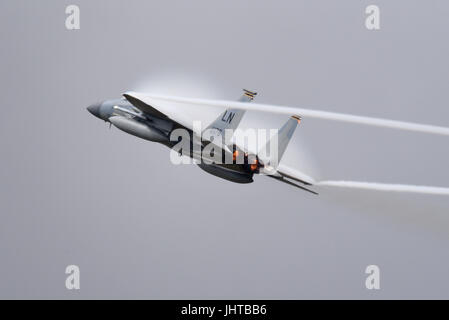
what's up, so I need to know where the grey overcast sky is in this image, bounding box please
[0,0,448,299]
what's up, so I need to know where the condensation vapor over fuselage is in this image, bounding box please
[87,97,260,184]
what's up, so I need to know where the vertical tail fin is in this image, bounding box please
[259,115,301,167]
[239,89,257,102]
[203,89,257,144]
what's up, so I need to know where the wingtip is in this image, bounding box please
[291,115,302,124]
[243,89,257,101]
[122,91,138,99]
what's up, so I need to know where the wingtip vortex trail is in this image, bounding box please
[316,180,449,196]
[139,93,449,137]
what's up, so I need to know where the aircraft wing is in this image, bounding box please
[124,92,237,162]
[122,92,197,133]
[123,93,168,119]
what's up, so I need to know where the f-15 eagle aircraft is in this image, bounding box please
[87,89,449,196]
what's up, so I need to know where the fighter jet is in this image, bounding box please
[88,89,318,194]
[88,90,449,196]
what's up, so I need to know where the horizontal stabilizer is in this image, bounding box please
[276,164,316,185]
[267,174,318,195]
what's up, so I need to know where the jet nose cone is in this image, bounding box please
[87,103,102,119]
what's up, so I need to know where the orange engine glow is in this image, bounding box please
[250,158,258,171]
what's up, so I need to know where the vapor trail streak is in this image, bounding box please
[133,93,449,137]
[316,181,449,195]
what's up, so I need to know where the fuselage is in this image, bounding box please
[87,98,255,183]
